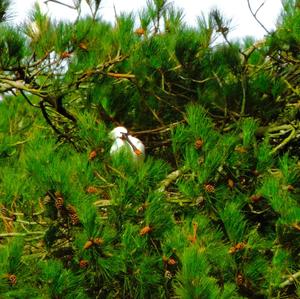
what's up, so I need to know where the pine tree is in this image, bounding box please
[0,0,299,298]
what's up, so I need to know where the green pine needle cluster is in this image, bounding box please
[0,0,300,298]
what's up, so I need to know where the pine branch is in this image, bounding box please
[106,72,135,79]
[0,78,46,97]
[39,100,64,136]
[242,39,266,63]
[157,167,187,192]
[53,95,77,122]
[279,271,300,288]
[75,54,129,84]
[0,231,44,237]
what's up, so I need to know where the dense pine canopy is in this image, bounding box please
[0,0,299,298]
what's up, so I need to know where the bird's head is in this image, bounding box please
[109,126,143,157]
[109,126,128,140]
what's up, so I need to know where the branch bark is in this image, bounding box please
[280,271,300,288]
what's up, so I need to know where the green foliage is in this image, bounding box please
[0,238,24,273]
[172,104,215,155]
[25,3,56,57]
[0,238,39,298]
[0,26,25,68]
[175,29,206,71]
[272,0,300,53]
[219,200,247,243]
[163,4,184,33]
[255,138,273,172]
[175,246,220,298]
[39,260,87,299]
[241,118,258,147]
[0,0,11,23]
[113,13,136,52]
[0,1,300,298]
[211,43,242,75]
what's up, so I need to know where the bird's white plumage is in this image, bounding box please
[109,126,145,162]
[109,126,128,140]
[127,135,145,156]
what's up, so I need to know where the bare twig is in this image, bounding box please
[44,0,76,10]
[247,0,270,34]
[93,200,112,207]
[240,72,247,116]
[20,90,40,108]
[87,0,102,19]
[271,127,297,154]
[133,120,185,135]
[178,75,213,84]
[107,72,135,79]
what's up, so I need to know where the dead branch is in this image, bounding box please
[247,0,270,34]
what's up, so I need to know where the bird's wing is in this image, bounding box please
[110,138,125,155]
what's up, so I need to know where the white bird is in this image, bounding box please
[109,126,145,162]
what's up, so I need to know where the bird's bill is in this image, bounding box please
[122,133,142,156]
[134,149,142,156]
